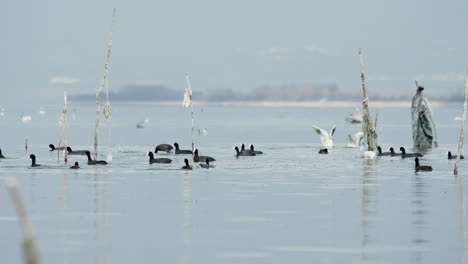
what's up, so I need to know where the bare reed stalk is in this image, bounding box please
[62,91,68,163]
[5,177,39,264]
[358,48,378,151]
[184,72,195,157]
[104,71,112,163]
[94,8,116,160]
[454,70,468,176]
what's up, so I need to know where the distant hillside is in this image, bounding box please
[71,83,340,102]
[70,83,465,102]
[72,85,186,101]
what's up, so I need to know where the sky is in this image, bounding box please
[2,0,467,107]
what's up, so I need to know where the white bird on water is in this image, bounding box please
[346,132,364,148]
[313,125,336,148]
[38,107,46,115]
[358,143,376,159]
[198,128,208,136]
[136,118,150,128]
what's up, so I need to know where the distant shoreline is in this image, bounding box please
[70,100,461,108]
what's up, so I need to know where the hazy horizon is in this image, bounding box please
[2,0,467,108]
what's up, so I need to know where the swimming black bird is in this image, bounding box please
[147,151,172,164]
[249,145,263,154]
[70,162,80,169]
[66,147,89,155]
[415,157,433,172]
[0,148,5,159]
[49,144,65,151]
[240,144,247,152]
[200,158,214,169]
[240,143,252,152]
[182,159,193,170]
[318,148,328,154]
[239,144,255,155]
[194,149,216,162]
[29,154,40,167]
[377,146,392,156]
[400,147,423,158]
[235,146,255,157]
[85,151,107,165]
[389,147,401,157]
[448,151,464,160]
[174,143,192,154]
[155,144,173,153]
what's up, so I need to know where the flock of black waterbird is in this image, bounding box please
[317,145,464,172]
[0,142,264,171]
[0,142,463,172]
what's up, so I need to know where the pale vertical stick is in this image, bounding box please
[94,8,116,160]
[456,175,468,263]
[104,74,112,163]
[358,48,377,151]
[62,91,68,163]
[454,70,468,176]
[185,72,195,156]
[5,178,39,264]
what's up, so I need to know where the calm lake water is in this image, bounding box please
[1,102,468,264]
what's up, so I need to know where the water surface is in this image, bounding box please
[0,103,467,263]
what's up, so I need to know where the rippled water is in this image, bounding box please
[1,103,467,263]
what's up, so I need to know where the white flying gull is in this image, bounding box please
[313,125,336,147]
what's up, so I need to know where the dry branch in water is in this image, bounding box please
[183,72,195,157]
[94,8,116,160]
[358,48,378,151]
[5,177,39,264]
[454,70,468,176]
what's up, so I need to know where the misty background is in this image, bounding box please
[2,0,467,107]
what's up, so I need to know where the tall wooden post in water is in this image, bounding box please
[358,48,378,151]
